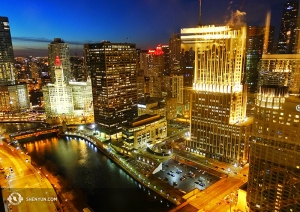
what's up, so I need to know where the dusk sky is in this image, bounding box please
[1,0,286,56]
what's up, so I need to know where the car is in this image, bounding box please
[167,172,171,175]
[215,166,219,169]
[221,168,225,170]
[194,181,199,184]
[171,174,175,177]
[0,167,4,170]
[180,177,186,181]
[170,170,174,173]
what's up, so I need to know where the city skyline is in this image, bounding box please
[1,0,286,56]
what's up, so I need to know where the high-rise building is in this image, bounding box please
[43,56,93,120]
[84,42,138,139]
[140,45,165,98]
[247,54,300,211]
[48,38,71,83]
[0,17,30,113]
[277,0,300,54]
[245,26,274,93]
[0,16,15,86]
[169,33,181,73]
[161,44,170,76]
[181,25,252,164]
[43,56,73,116]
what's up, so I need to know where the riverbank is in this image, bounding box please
[61,132,184,206]
[31,161,93,212]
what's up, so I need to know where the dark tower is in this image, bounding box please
[0,16,15,85]
[277,0,300,54]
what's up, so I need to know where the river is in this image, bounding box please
[21,136,173,212]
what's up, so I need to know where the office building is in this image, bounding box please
[169,33,181,74]
[48,38,72,83]
[0,16,15,86]
[122,114,167,150]
[247,54,300,212]
[181,25,252,164]
[0,17,30,113]
[84,42,138,139]
[277,0,300,54]
[43,56,73,116]
[245,26,274,93]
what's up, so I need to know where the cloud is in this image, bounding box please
[12,37,87,45]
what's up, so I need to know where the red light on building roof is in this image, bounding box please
[148,44,164,56]
[55,56,61,66]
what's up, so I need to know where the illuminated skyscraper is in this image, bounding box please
[247,54,300,212]
[0,16,30,113]
[48,38,71,83]
[43,56,73,116]
[84,42,138,139]
[181,25,252,164]
[277,0,300,54]
[0,16,15,85]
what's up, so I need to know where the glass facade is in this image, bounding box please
[84,42,138,136]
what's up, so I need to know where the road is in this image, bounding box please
[0,142,61,212]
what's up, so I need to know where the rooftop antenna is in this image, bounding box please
[198,0,202,26]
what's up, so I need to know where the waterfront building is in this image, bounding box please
[122,114,167,149]
[137,95,166,118]
[69,78,93,117]
[84,42,138,139]
[0,84,30,113]
[43,56,73,116]
[181,25,252,164]
[277,0,300,54]
[247,54,300,211]
[48,38,72,83]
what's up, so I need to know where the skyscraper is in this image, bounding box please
[247,54,300,212]
[0,16,15,85]
[245,26,274,93]
[277,0,300,54]
[48,38,72,83]
[181,25,252,164]
[84,42,138,139]
[0,17,30,113]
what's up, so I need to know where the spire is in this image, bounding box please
[198,0,202,26]
[55,55,61,66]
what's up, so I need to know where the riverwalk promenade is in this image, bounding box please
[61,131,185,207]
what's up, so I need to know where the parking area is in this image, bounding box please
[153,159,220,193]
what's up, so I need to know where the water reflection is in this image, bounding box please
[24,137,172,212]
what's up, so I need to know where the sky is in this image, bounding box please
[1,0,287,57]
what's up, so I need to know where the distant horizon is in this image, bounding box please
[2,0,286,57]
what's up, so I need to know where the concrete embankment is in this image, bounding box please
[61,132,183,206]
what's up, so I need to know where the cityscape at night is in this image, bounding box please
[0,0,300,212]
